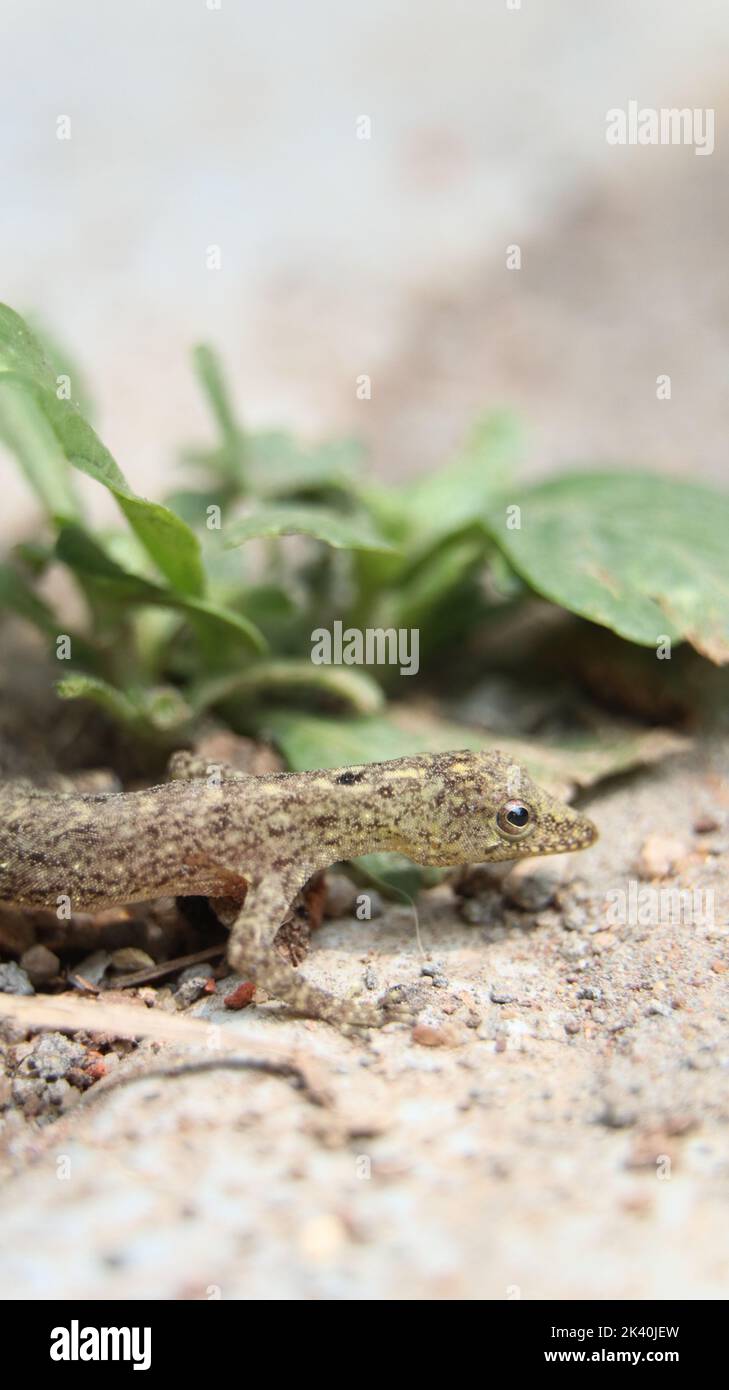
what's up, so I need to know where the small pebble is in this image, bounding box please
[502,862,561,912]
[323,874,359,919]
[635,834,686,880]
[224,981,256,1010]
[562,908,587,932]
[490,984,515,1005]
[694,814,720,835]
[646,1000,673,1018]
[12,1075,79,1118]
[20,944,60,986]
[0,961,34,996]
[598,1100,638,1129]
[459,893,500,926]
[19,1032,87,1080]
[535,909,561,932]
[73,950,112,987]
[179,962,214,986]
[560,939,589,961]
[110,948,155,973]
[412,1022,460,1048]
[175,967,213,1007]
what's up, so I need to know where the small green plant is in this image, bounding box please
[1,300,728,773]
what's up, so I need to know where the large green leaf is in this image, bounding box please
[225,504,396,553]
[486,472,729,663]
[0,304,205,597]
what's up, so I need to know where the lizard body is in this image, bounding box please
[0,749,596,1027]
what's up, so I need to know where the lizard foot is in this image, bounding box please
[332,987,419,1034]
[375,984,419,1025]
[228,937,415,1031]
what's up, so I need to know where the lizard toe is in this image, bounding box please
[376,985,419,1025]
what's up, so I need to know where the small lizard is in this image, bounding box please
[0,749,596,1027]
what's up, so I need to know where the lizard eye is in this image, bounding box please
[496,800,533,839]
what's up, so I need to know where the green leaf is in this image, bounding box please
[189,660,384,717]
[61,429,206,598]
[486,472,729,664]
[57,675,193,739]
[190,343,247,490]
[193,343,242,452]
[0,376,82,521]
[163,487,229,529]
[400,411,521,552]
[55,524,267,653]
[344,415,519,622]
[57,675,142,728]
[224,504,396,553]
[351,853,447,900]
[26,315,97,422]
[12,540,55,578]
[0,303,205,597]
[0,560,99,669]
[0,303,53,379]
[247,710,459,770]
[387,530,489,634]
[247,432,364,500]
[0,561,58,632]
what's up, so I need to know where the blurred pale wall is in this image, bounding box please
[1,0,728,533]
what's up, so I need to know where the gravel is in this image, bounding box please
[0,962,34,996]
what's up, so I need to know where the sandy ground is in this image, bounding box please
[0,743,728,1300]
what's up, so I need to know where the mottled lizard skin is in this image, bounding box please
[0,749,596,1027]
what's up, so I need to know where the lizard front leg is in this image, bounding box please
[168,751,413,1027]
[227,875,412,1030]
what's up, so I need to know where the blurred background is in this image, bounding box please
[2,0,728,535]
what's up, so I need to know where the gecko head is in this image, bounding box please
[409,749,597,865]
